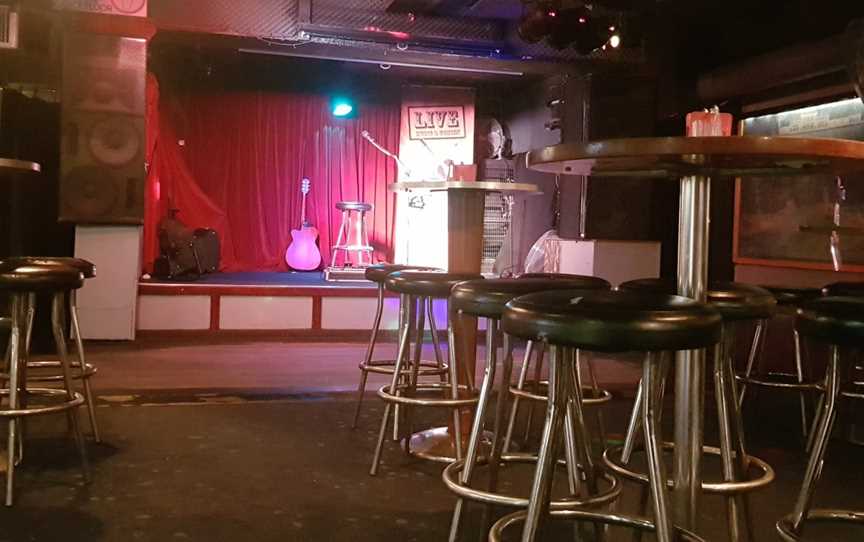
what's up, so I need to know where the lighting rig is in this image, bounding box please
[517,1,630,54]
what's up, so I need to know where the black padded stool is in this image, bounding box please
[613,278,777,541]
[503,274,612,456]
[369,270,483,475]
[737,285,823,444]
[489,290,720,542]
[444,278,618,542]
[0,260,90,505]
[2,257,101,443]
[777,296,864,540]
[817,282,864,446]
[351,263,442,428]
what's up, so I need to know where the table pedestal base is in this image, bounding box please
[407,426,494,463]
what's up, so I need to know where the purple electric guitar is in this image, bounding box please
[285,178,322,271]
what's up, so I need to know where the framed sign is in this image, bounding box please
[407,105,466,140]
[734,97,864,271]
[54,0,148,17]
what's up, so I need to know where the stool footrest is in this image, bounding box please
[0,361,97,383]
[509,380,613,405]
[443,453,620,509]
[358,359,447,377]
[736,373,823,392]
[777,509,864,541]
[603,443,774,494]
[488,509,707,542]
[0,388,85,417]
[377,383,478,408]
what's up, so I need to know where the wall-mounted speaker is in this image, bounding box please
[59,32,146,224]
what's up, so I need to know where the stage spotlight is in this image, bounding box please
[331,97,356,118]
[609,32,621,48]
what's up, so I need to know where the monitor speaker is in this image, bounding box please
[59,32,146,224]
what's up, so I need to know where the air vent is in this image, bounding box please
[0,4,19,50]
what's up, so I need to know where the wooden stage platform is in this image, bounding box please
[137,271,448,339]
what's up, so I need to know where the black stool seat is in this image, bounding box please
[821,281,864,297]
[452,277,609,319]
[619,278,776,321]
[336,201,373,212]
[0,261,83,292]
[520,273,611,289]
[385,271,483,298]
[761,285,821,306]
[503,289,721,352]
[797,296,864,347]
[365,263,438,284]
[2,256,95,279]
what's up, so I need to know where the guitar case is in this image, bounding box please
[154,211,220,279]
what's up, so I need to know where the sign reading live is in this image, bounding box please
[54,0,148,17]
[408,106,466,140]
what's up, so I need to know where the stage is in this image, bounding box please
[137,271,411,339]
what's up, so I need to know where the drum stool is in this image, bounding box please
[777,296,864,540]
[737,285,823,444]
[490,289,721,542]
[3,257,101,442]
[369,270,483,475]
[0,259,90,505]
[330,201,374,268]
[444,278,619,542]
[611,278,777,541]
[502,273,612,455]
[351,263,443,428]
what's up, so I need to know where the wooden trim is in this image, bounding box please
[732,177,742,262]
[311,297,322,330]
[139,283,382,297]
[733,256,864,273]
[209,295,220,331]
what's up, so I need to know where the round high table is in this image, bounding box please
[389,180,540,461]
[1,158,41,257]
[526,135,864,533]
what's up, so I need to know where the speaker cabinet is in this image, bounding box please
[59,32,146,224]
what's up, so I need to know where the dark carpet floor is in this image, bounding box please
[1,390,862,542]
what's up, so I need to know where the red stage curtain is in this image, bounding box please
[143,75,400,272]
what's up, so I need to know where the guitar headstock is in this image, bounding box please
[301,178,311,194]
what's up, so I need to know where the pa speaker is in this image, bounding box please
[59,32,146,225]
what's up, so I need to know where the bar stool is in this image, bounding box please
[777,296,864,540]
[330,201,374,268]
[369,270,483,476]
[351,263,443,428]
[817,282,864,447]
[502,273,612,454]
[0,260,90,505]
[737,285,823,443]
[490,289,721,542]
[444,278,619,542]
[2,257,101,442]
[611,278,777,541]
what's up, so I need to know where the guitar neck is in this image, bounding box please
[300,191,308,225]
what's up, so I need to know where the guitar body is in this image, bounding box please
[285,225,322,271]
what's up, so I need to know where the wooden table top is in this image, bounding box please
[389,180,540,193]
[526,136,864,178]
[0,158,41,176]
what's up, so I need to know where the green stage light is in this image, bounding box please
[331,98,355,118]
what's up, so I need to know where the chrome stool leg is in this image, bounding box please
[524,344,546,444]
[737,318,766,410]
[403,296,427,453]
[70,290,100,443]
[5,294,23,506]
[352,283,385,428]
[370,293,413,476]
[643,352,673,542]
[51,293,90,483]
[448,317,500,542]
[778,346,843,540]
[520,345,567,542]
[503,340,535,454]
